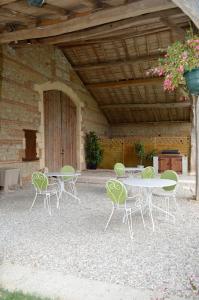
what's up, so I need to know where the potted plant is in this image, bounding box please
[85,131,103,169]
[145,149,157,165]
[147,29,199,96]
[134,142,145,168]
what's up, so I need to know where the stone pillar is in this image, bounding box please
[190,96,196,175]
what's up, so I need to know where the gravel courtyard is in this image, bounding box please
[0,181,199,299]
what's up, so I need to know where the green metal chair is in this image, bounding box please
[105,179,145,239]
[60,165,78,199]
[61,165,75,180]
[31,172,60,215]
[141,166,156,179]
[152,170,179,221]
[114,162,126,178]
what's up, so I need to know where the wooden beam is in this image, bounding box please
[86,77,163,89]
[160,17,185,39]
[111,121,191,125]
[0,7,36,24]
[0,0,17,6]
[100,102,191,109]
[0,0,176,43]
[57,27,172,48]
[39,8,183,45]
[42,3,68,16]
[72,53,164,71]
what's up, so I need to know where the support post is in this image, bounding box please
[195,95,199,200]
[190,96,196,175]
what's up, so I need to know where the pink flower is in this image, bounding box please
[145,70,150,76]
[181,51,188,60]
[177,65,184,73]
[157,67,164,76]
[195,45,199,50]
[163,75,175,91]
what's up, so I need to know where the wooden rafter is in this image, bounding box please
[41,3,68,16]
[160,17,185,39]
[100,102,191,109]
[72,53,165,71]
[0,0,17,6]
[0,0,176,43]
[86,77,163,89]
[112,121,191,125]
[38,7,183,45]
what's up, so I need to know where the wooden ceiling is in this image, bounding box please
[0,0,195,124]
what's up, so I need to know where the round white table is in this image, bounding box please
[47,172,81,202]
[123,178,176,231]
[125,167,144,176]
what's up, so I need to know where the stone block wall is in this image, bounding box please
[0,45,109,182]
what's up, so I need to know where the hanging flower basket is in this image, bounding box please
[184,68,199,95]
[146,29,199,98]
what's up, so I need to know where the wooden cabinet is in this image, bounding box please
[158,155,182,173]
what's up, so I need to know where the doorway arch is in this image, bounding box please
[34,81,84,170]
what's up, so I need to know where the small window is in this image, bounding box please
[22,129,39,161]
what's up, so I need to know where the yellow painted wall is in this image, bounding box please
[99,136,190,169]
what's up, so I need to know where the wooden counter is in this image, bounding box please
[158,155,182,173]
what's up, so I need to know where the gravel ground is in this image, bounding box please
[0,182,199,299]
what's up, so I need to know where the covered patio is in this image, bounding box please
[0,0,199,299]
[0,176,199,299]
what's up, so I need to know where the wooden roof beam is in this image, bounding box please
[73,53,165,71]
[160,17,185,39]
[39,7,183,45]
[86,77,163,89]
[0,0,176,43]
[100,102,191,109]
[111,121,191,125]
[41,3,68,16]
[0,0,17,6]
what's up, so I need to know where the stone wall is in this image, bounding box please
[110,122,191,137]
[0,45,109,182]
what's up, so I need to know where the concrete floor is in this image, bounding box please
[0,174,198,299]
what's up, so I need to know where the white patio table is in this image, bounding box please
[122,177,176,231]
[47,172,81,203]
[125,167,144,176]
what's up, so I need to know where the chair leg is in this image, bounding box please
[126,209,133,240]
[46,194,52,216]
[140,206,146,228]
[56,192,60,209]
[29,193,38,211]
[104,205,115,232]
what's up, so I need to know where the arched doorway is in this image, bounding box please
[44,90,77,171]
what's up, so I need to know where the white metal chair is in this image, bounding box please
[31,172,60,215]
[60,165,79,201]
[152,170,179,222]
[105,179,146,239]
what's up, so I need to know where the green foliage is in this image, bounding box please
[134,143,157,165]
[0,289,50,300]
[85,131,103,168]
[147,29,199,97]
[145,149,157,162]
[134,142,145,165]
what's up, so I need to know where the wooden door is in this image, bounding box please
[44,90,77,171]
[61,92,77,168]
[171,157,182,173]
[158,156,170,173]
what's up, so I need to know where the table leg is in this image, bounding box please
[59,179,80,203]
[146,188,155,232]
